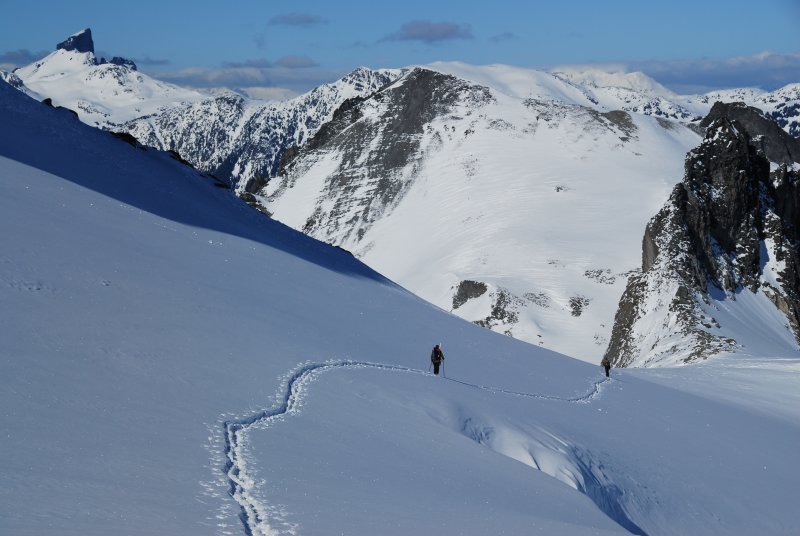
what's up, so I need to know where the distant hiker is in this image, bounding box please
[601,357,611,377]
[431,344,445,375]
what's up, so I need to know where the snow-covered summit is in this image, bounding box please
[550,66,676,98]
[264,66,703,361]
[423,61,593,102]
[421,62,800,131]
[15,29,206,127]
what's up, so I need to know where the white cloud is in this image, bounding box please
[629,51,800,93]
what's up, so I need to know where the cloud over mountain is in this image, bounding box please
[631,51,800,93]
[154,62,343,93]
[382,20,474,44]
[0,48,49,69]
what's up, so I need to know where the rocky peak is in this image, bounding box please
[606,104,800,366]
[700,101,800,164]
[106,57,138,71]
[55,29,137,71]
[56,29,94,54]
[266,67,494,247]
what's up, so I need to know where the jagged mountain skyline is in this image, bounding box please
[8,30,800,191]
[6,30,800,364]
[1,0,799,96]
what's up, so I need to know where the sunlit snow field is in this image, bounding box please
[1,77,799,535]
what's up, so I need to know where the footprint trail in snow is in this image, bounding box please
[222,360,610,535]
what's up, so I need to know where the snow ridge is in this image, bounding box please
[223,359,610,535]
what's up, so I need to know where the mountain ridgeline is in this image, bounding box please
[271,68,493,240]
[6,30,800,365]
[121,68,402,193]
[605,102,800,367]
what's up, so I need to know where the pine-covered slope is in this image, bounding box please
[605,102,800,367]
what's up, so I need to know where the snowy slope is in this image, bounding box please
[265,67,702,362]
[12,30,402,192]
[433,62,800,130]
[2,79,800,536]
[260,64,800,363]
[11,38,799,362]
[121,66,402,192]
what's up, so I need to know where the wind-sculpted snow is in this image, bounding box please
[223,360,613,536]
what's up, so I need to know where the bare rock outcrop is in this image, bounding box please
[605,102,800,367]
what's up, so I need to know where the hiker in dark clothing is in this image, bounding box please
[601,357,611,377]
[431,344,445,375]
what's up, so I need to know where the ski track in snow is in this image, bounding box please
[222,360,610,536]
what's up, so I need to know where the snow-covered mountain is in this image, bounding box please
[261,67,703,361]
[2,76,800,536]
[256,64,800,363]
[11,33,800,194]
[121,66,401,194]
[605,102,800,367]
[8,30,800,364]
[687,84,800,137]
[9,29,403,193]
[14,29,206,126]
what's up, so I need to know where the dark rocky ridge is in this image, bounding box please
[106,57,137,71]
[57,29,94,54]
[268,68,494,245]
[54,29,137,70]
[700,101,800,165]
[605,103,800,366]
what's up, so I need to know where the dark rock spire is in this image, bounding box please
[56,29,95,54]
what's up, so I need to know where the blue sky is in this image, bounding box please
[1,0,798,95]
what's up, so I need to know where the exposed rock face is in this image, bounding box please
[452,280,488,309]
[266,68,494,245]
[0,71,27,92]
[700,102,800,164]
[474,288,525,335]
[605,103,800,367]
[57,29,94,54]
[107,57,137,71]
